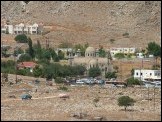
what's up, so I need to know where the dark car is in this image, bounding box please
[21,94,32,100]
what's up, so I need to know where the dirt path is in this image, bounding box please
[1,95,58,102]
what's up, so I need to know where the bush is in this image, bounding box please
[146,42,161,57]
[88,67,101,78]
[123,32,129,38]
[58,86,68,91]
[14,34,28,43]
[93,97,100,103]
[105,71,117,79]
[114,53,125,59]
[126,77,142,86]
[18,53,32,62]
[55,77,64,84]
[118,96,135,111]
[110,39,115,43]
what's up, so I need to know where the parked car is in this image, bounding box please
[21,94,32,100]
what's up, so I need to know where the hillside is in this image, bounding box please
[1,1,161,48]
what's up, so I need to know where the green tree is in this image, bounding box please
[118,96,135,111]
[33,65,43,77]
[33,40,42,60]
[74,43,89,56]
[99,47,106,57]
[146,42,161,57]
[126,77,142,86]
[55,77,64,84]
[114,53,125,59]
[105,71,117,79]
[131,69,134,76]
[14,34,28,43]
[88,67,101,78]
[58,50,64,60]
[28,37,35,59]
[42,49,51,61]
[13,48,24,56]
[18,53,32,62]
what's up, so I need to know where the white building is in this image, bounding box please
[1,23,40,34]
[110,47,136,57]
[134,69,161,81]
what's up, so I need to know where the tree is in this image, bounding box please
[58,50,64,60]
[33,40,42,60]
[42,49,51,61]
[118,96,135,111]
[74,43,89,56]
[99,47,106,57]
[126,77,142,86]
[14,34,28,43]
[114,53,125,59]
[88,67,101,78]
[28,37,35,59]
[131,69,134,76]
[105,71,117,79]
[13,48,24,56]
[33,65,43,77]
[146,42,161,57]
[18,53,32,62]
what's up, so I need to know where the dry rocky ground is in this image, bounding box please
[1,1,161,48]
[1,74,161,121]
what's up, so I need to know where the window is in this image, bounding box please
[136,73,138,76]
[150,73,152,76]
[141,73,143,76]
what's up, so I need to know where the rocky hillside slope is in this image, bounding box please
[1,1,161,48]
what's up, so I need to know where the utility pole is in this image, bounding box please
[153,86,155,111]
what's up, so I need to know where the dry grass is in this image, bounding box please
[1,75,161,121]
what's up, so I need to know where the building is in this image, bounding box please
[17,61,37,73]
[55,48,73,58]
[134,69,161,82]
[110,47,136,58]
[1,23,41,35]
[68,47,113,77]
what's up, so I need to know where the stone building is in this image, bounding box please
[68,46,113,77]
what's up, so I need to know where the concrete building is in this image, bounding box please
[1,23,40,34]
[110,47,136,57]
[68,47,113,77]
[134,69,161,81]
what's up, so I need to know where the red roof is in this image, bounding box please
[18,62,37,68]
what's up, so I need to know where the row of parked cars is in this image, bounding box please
[75,78,105,85]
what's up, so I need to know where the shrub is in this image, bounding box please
[118,96,135,111]
[55,77,64,84]
[126,77,142,86]
[105,71,117,79]
[110,39,115,43]
[122,32,129,38]
[88,67,101,78]
[93,97,100,103]
[18,53,32,62]
[58,86,68,91]
[114,53,125,59]
[14,34,28,43]
[146,42,161,57]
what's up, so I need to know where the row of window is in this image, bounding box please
[136,72,161,76]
